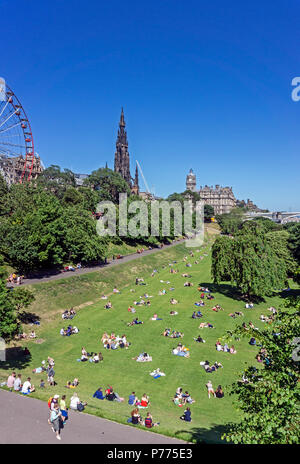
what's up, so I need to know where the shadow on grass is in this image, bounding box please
[18,312,40,324]
[174,423,231,444]
[0,346,32,371]
[279,288,300,300]
[199,282,266,304]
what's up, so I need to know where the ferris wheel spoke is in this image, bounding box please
[0,108,20,130]
[0,121,22,134]
[0,141,26,149]
[0,147,23,157]
[0,99,9,118]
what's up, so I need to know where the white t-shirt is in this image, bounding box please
[21,381,31,393]
[14,378,22,391]
[70,396,80,409]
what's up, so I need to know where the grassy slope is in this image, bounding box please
[0,230,291,443]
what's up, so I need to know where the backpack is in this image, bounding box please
[77,402,84,412]
[48,397,53,409]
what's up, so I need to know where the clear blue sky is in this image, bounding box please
[2,0,300,211]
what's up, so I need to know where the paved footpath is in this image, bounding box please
[10,240,186,287]
[0,389,185,444]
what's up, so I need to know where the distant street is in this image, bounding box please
[9,239,186,287]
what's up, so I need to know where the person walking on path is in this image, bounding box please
[50,403,62,440]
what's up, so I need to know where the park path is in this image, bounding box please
[0,389,186,444]
[10,239,186,287]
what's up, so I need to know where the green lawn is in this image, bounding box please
[0,238,292,443]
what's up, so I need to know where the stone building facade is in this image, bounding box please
[0,154,44,186]
[185,169,236,214]
[199,184,236,215]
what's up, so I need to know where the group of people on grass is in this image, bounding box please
[6,246,277,441]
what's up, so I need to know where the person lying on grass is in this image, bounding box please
[127,318,144,326]
[170,310,178,316]
[200,361,223,372]
[151,313,162,320]
[184,282,193,287]
[182,273,192,278]
[132,352,152,362]
[194,335,206,343]
[198,322,214,329]
[170,298,178,305]
[104,301,112,309]
[192,311,203,319]
[212,304,223,312]
[229,311,244,318]
[194,300,205,307]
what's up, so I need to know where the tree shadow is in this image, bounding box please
[18,312,40,324]
[174,423,231,444]
[199,282,266,304]
[0,346,32,371]
[278,288,300,300]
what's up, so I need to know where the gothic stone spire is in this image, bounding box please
[114,108,132,185]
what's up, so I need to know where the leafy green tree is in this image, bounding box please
[10,288,35,312]
[223,299,300,444]
[0,280,19,341]
[36,165,76,197]
[84,167,130,203]
[216,208,244,235]
[212,229,288,298]
[285,223,300,264]
[204,204,215,222]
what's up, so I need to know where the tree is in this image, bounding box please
[10,288,35,312]
[84,167,130,203]
[216,208,244,235]
[212,228,288,298]
[204,204,215,222]
[0,280,19,341]
[222,298,300,444]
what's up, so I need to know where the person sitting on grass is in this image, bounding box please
[144,412,159,428]
[162,328,171,336]
[194,335,206,343]
[21,377,35,395]
[104,301,112,309]
[173,393,183,406]
[184,282,193,287]
[93,387,105,400]
[70,392,87,411]
[194,300,205,307]
[105,387,124,402]
[170,298,178,305]
[128,392,139,406]
[130,408,143,425]
[182,391,195,404]
[215,385,224,398]
[128,306,136,313]
[180,407,192,422]
[139,394,150,408]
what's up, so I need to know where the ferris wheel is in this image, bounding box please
[0,77,35,182]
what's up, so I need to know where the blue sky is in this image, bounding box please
[2,0,300,210]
